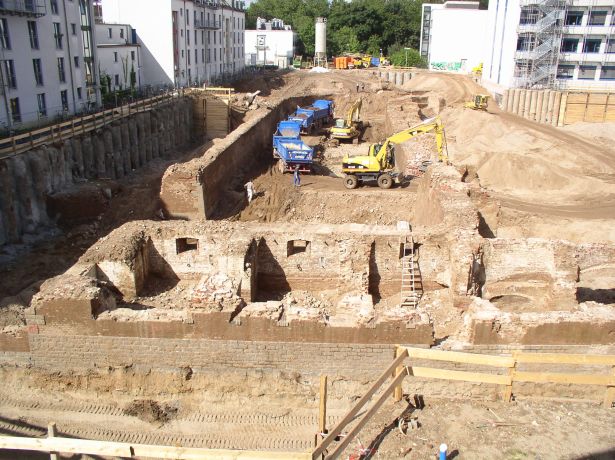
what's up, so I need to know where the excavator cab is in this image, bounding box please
[334,118,346,128]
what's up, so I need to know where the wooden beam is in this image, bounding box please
[603,366,615,409]
[515,353,615,366]
[405,347,515,368]
[514,371,615,386]
[47,423,57,460]
[319,375,328,434]
[324,370,407,460]
[311,348,409,460]
[0,436,311,460]
[394,345,404,401]
[409,367,511,386]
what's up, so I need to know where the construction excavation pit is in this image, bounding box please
[1,69,615,459]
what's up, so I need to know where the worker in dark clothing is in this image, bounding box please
[293,165,301,187]
[356,82,359,93]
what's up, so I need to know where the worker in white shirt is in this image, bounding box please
[244,180,254,203]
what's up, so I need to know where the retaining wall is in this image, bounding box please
[500,89,615,126]
[0,98,193,246]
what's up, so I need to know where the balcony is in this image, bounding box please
[0,0,46,17]
[195,18,221,29]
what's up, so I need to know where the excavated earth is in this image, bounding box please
[1,68,615,459]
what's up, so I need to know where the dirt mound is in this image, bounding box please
[442,106,615,205]
[401,71,483,105]
[124,399,178,424]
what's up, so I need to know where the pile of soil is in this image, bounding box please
[124,399,178,424]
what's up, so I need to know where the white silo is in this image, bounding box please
[314,17,327,68]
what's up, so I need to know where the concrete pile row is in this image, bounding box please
[0,99,193,246]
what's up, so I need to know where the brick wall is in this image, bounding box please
[28,334,396,378]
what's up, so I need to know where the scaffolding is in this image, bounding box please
[514,0,569,89]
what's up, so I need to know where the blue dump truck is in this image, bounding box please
[273,121,314,173]
[287,99,334,134]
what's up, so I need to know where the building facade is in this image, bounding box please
[95,22,141,93]
[483,0,615,95]
[0,0,99,128]
[420,1,488,73]
[100,0,245,88]
[245,17,296,68]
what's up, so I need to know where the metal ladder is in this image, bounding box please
[400,236,421,308]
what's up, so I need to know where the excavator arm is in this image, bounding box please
[346,98,362,127]
[374,116,448,165]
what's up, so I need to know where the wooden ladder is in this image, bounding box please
[400,236,421,308]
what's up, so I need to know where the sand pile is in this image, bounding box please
[442,106,615,204]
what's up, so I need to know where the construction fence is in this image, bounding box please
[501,88,615,126]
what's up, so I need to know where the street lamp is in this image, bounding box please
[404,47,411,68]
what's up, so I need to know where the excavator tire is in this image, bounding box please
[344,175,358,189]
[377,173,393,189]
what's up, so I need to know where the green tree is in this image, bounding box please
[388,45,427,68]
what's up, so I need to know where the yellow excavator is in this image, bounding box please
[329,98,363,143]
[464,94,489,111]
[341,116,447,189]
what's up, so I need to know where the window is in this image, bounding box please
[194,30,197,45]
[181,49,184,58]
[114,74,119,86]
[180,29,183,37]
[214,48,216,61]
[565,11,583,26]
[186,9,189,25]
[187,31,190,45]
[556,64,574,79]
[516,35,532,51]
[114,51,118,62]
[60,89,68,111]
[583,38,601,53]
[588,11,607,26]
[600,66,615,80]
[578,65,597,80]
[287,240,310,256]
[176,238,198,254]
[2,60,16,88]
[561,38,579,53]
[108,27,112,38]
[0,18,10,49]
[74,56,79,67]
[606,38,615,54]
[37,93,47,117]
[71,23,76,35]
[120,28,124,39]
[202,30,204,43]
[214,30,216,44]
[33,58,43,85]
[131,50,135,61]
[53,22,63,49]
[77,87,82,99]
[57,57,66,83]
[202,48,204,62]
[10,97,21,123]
[188,51,191,65]
[207,48,210,63]
[28,21,39,49]
[50,0,58,14]
[195,49,197,63]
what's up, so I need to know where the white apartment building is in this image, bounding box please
[245,17,296,68]
[100,0,246,88]
[419,1,488,73]
[0,0,99,128]
[95,22,141,92]
[483,0,615,95]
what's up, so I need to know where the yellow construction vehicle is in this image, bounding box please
[329,98,363,143]
[471,62,483,76]
[464,94,489,110]
[341,116,447,189]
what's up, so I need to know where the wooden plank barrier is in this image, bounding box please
[0,436,311,460]
[401,347,615,408]
[0,93,177,159]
